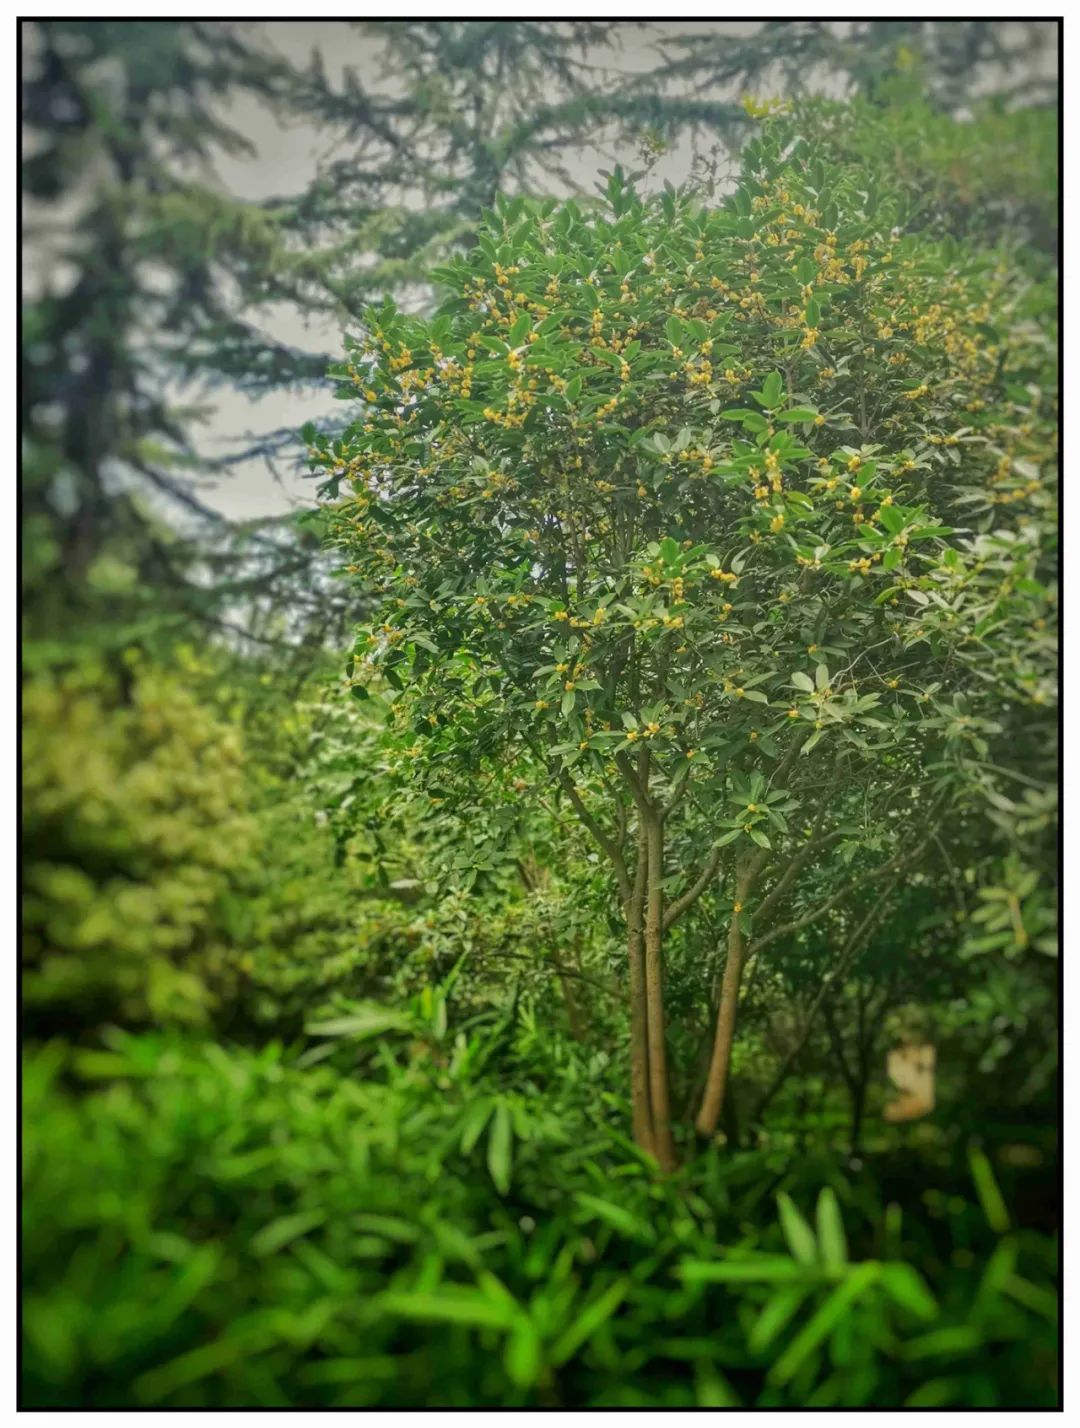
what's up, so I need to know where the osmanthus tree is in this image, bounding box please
[315,110,1052,1167]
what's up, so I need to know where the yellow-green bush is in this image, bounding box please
[22,658,256,1025]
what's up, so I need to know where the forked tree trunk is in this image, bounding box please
[626,832,654,1156]
[643,810,676,1171]
[696,857,757,1139]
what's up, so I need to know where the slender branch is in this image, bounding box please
[662,731,808,934]
[478,947,621,1002]
[749,872,901,1123]
[766,726,809,792]
[612,780,628,849]
[663,844,725,933]
[748,834,928,961]
[615,746,650,808]
[556,768,630,903]
[753,829,844,929]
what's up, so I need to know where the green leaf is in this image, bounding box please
[458,1098,494,1155]
[379,1287,515,1331]
[968,1147,1010,1233]
[592,345,624,369]
[977,1245,1022,1302]
[770,1264,879,1386]
[550,1279,629,1365]
[762,370,784,409]
[749,1287,808,1354]
[902,1325,982,1360]
[815,1188,848,1270]
[877,503,906,534]
[694,1364,741,1408]
[776,1193,817,1265]
[1002,1274,1057,1320]
[780,407,818,423]
[791,671,814,692]
[905,1378,962,1408]
[679,1256,811,1285]
[250,1210,327,1258]
[879,1264,938,1321]
[305,1008,412,1039]
[503,1317,541,1387]
[575,1192,653,1243]
[508,312,530,345]
[487,1101,513,1195]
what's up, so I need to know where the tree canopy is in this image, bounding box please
[315,98,1056,1167]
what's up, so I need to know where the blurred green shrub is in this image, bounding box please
[22,657,255,1027]
[22,1024,1057,1408]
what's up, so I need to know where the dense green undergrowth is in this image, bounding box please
[20,632,1058,1408]
[23,1015,1057,1409]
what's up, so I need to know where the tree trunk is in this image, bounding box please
[626,829,654,1157]
[643,810,676,1170]
[695,857,755,1139]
